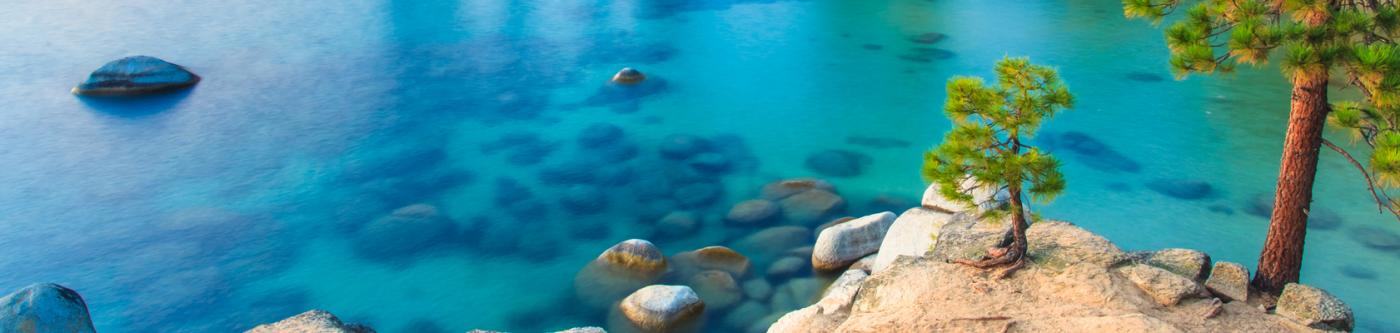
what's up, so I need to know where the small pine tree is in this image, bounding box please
[922,57,1072,278]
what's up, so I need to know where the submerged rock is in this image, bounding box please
[1348,226,1400,250]
[741,279,773,301]
[1041,131,1142,173]
[615,285,705,332]
[804,149,870,178]
[1204,261,1250,302]
[779,189,847,225]
[1145,179,1213,200]
[761,178,836,200]
[575,240,669,309]
[670,246,752,279]
[770,278,823,314]
[658,135,711,160]
[0,283,96,333]
[246,310,375,333]
[812,212,897,271]
[561,185,609,214]
[1276,283,1354,331]
[733,226,813,265]
[723,301,769,331]
[353,204,455,260]
[673,182,722,208]
[578,123,626,148]
[653,211,701,239]
[686,270,742,311]
[873,208,953,273]
[725,199,780,226]
[73,56,200,96]
[766,256,810,281]
[612,67,647,85]
[909,32,948,44]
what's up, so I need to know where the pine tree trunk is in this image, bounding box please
[1253,70,1329,293]
[1007,183,1029,258]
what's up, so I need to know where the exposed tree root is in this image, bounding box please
[953,244,1027,279]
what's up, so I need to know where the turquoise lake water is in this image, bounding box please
[1,0,1397,332]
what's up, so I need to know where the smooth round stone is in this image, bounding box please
[688,152,731,173]
[674,182,722,208]
[726,199,780,226]
[779,189,846,225]
[741,279,773,301]
[732,226,814,264]
[722,301,769,331]
[579,123,626,148]
[659,135,712,160]
[561,185,609,214]
[72,56,200,96]
[803,149,869,178]
[612,67,647,85]
[617,285,705,332]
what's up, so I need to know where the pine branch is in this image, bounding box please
[1321,138,1400,220]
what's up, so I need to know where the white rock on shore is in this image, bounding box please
[246,310,374,333]
[872,207,953,273]
[811,211,896,271]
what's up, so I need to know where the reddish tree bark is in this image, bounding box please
[1254,70,1329,293]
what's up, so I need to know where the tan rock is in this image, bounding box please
[1116,263,1208,306]
[671,246,752,278]
[616,285,705,332]
[575,239,668,309]
[246,310,374,333]
[1204,261,1249,302]
[1276,283,1353,331]
[873,207,954,273]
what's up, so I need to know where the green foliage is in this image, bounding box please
[1128,0,1400,219]
[922,58,1072,214]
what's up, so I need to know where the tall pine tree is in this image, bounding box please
[923,57,1072,278]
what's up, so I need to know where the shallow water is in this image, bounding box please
[1,0,1397,332]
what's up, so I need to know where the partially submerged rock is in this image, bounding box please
[246,310,375,333]
[1276,283,1354,331]
[612,67,647,85]
[0,283,97,333]
[1204,261,1250,302]
[872,207,953,273]
[575,239,669,309]
[768,270,869,333]
[615,285,705,332]
[73,56,200,96]
[812,212,896,271]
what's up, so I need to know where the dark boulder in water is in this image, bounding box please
[1349,226,1400,251]
[1242,193,1343,230]
[1340,264,1377,280]
[539,162,597,185]
[1041,131,1142,173]
[578,123,626,148]
[861,44,884,50]
[595,141,641,163]
[804,149,871,178]
[584,77,669,106]
[353,204,456,260]
[688,152,732,174]
[909,32,947,44]
[654,211,701,239]
[710,134,761,174]
[504,141,558,166]
[1146,179,1213,200]
[561,185,609,214]
[674,181,723,208]
[73,56,200,96]
[0,283,96,333]
[494,178,533,205]
[659,134,713,160]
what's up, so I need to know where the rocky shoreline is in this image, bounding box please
[2,182,1356,332]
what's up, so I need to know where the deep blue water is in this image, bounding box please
[1,0,1397,332]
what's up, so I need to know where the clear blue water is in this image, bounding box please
[1,0,1397,332]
